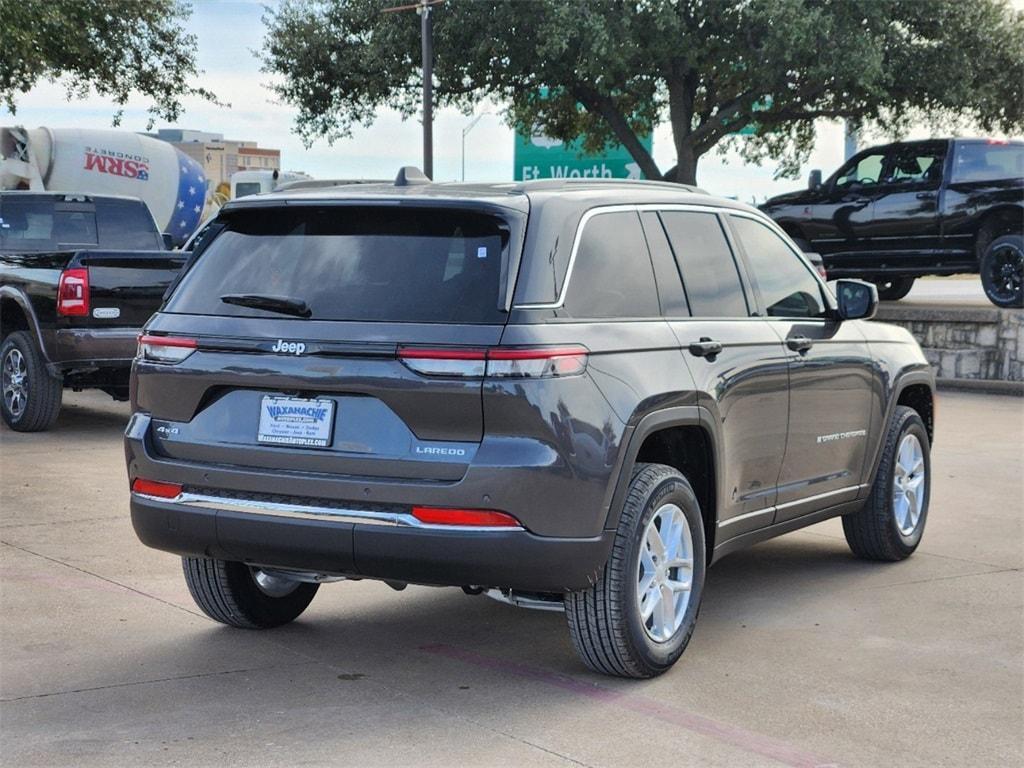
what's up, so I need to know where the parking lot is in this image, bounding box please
[1,389,1021,767]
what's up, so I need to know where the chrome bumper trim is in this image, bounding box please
[132,491,524,532]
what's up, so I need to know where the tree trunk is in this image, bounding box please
[668,146,698,186]
[666,77,699,186]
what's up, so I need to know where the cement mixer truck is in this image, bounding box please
[1,126,207,247]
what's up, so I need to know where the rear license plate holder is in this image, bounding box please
[257,396,335,448]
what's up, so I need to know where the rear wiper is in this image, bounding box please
[220,293,311,318]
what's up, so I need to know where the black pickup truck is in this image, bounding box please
[761,138,1023,307]
[1,192,187,431]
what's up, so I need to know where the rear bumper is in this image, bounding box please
[130,493,613,592]
[42,327,139,372]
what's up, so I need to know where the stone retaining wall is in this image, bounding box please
[872,304,1022,383]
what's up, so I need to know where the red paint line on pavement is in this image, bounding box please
[419,643,839,768]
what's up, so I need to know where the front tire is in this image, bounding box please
[182,557,319,628]
[980,234,1023,308]
[565,463,706,678]
[873,276,915,301]
[842,406,930,561]
[1,331,62,432]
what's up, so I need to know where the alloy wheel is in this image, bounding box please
[2,348,28,419]
[892,434,927,536]
[636,503,694,642]
[986,242,1023,305]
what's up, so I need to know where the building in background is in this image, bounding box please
[144,129,281,193]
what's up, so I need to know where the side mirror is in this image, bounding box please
[834,279,878,320]
[808,169,823,190]
[161,232,174,250]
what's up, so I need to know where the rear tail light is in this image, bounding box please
[138,334,197,363]
[486,346,588,378]
[411,506,520,528]
[397,347,487,377]
[57,268,89,316]
[398,345,588,379]
[131,478,183,499]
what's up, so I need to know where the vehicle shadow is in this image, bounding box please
[235,531,890,681]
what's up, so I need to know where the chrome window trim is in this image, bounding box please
[133,491,524,532]
[513,202,739,310]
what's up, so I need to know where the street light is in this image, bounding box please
[461,111,489,181]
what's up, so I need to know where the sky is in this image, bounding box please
[3,0,1018,203]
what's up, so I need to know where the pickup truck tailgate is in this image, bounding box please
[71,250,187,327]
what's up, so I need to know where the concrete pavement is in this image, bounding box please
[1,390,1021,767]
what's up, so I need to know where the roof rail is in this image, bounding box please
[395,166,431,186]
[509,178,707,194]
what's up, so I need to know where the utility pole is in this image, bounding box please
[384,0,443,178]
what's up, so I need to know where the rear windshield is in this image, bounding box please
[0,199,97,249]
[0,197,159,251]
[164,206,511,324]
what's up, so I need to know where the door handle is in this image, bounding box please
[688,337,723,359]
[916,191,937,200]
[786,335,814,354]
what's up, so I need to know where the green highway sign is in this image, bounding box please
[514,130,653,181]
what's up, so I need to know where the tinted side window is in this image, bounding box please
[951,142,1024,183]
[659,211,748,318]
[883,145,946,186]
[563,211,659,319]
[730,216,826,319]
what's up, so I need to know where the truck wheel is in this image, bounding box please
[182,557,319,628]
[565,463,706,678]
[980,234,1023,308]
[842,406,930,561]
[873,277,915,301]
[1,331,62,432]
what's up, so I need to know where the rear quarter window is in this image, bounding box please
[164,206,512,324]
[951,143,1024,183]
[562,210,660,319]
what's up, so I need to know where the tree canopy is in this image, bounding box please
[0,0,217,126]
[263,0,1024,184]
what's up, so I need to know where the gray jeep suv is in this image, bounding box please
[125,174,935,678]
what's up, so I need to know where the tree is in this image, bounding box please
[262,0,1024,185]
[0,0,217,126]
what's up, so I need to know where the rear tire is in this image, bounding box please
[842,406,930,561]
[182,557,319,628]
[873,276,915,301]
[980,234,1023,308]
[565,463,706,678]
[1,331,62,432]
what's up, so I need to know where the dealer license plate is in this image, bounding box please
[257,396,335,448]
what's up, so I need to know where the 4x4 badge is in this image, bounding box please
[272,340,306,355]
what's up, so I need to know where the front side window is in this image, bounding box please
[659,211,748,318]
[730,216,826,319]
[951,142,1024,183]
[834,152,885,188]
[165,206,511,324]
[563,211,660,319]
